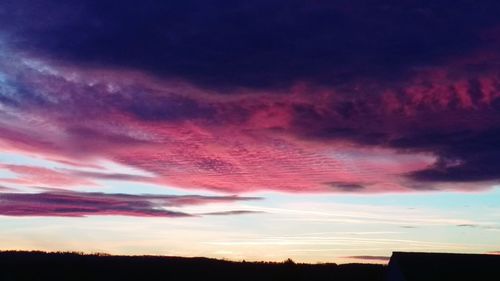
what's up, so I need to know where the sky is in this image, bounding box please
[0,0,500,264]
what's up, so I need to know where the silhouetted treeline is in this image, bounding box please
[0,251,386,281]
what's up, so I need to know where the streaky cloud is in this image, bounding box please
[343,256,390,262]
[0,190,260,217]
[202,210,265,216]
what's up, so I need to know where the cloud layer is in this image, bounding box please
[0,1,500,196]
[2,1,500,89]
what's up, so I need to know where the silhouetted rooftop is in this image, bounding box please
[387,252,500,281]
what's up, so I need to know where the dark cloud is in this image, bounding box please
[291,77,500,186]
[2,1,500,89]
[344,256,390,262]
[0,191,260,217]
[398,129,500,183]
[325,182,366,192]
[456,224,478,228]
[202,210,264,216]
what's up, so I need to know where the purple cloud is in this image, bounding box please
[0,191,260,217]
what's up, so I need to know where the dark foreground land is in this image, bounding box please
[0,251,386,281]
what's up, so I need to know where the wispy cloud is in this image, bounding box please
[0,185,16,192]
[0,164,97,187]
[202,210,264,216]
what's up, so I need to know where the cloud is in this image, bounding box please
[0,54,436,193]
[343,256,390,262]
[202,210,264,216]
[2,1,500,89]
[0,190,260,217]
[64,170,156,183]
[1,49,499,193]
[0,164,157,188]
[291,71,500,189]
[0,185,16,192]
[456,224,478,228]
[395,129,500,183]
[0,164,97,187]
[325,181,366,192]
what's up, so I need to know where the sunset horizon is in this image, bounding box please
[1,0,499,268]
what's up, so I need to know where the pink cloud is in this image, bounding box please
[0,164,97,187]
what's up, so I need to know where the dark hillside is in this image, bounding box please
[0,251,385,281]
